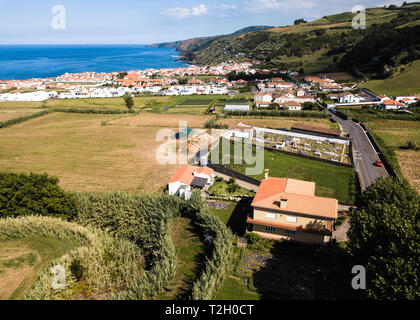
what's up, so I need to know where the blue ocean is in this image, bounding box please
[0,45,188,80]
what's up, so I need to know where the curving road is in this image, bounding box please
[331,112,388,190]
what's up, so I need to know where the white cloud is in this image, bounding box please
[246,0,317,13]
[220,4,238,10]
[161,4,208,19]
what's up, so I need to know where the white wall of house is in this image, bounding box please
[288,106,302,111]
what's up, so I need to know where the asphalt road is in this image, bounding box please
[331,112,388,190]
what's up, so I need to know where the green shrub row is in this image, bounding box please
[0,110,51,129]
[223,109,328,118]
[204,117,228,129]
[53,108,136,115]
[189,192,234,300]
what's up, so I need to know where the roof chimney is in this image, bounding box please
[280,198,288,209]
[265,169,269,180]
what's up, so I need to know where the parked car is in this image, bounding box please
[375,160,384,167]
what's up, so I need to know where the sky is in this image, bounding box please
[0,0,416,44]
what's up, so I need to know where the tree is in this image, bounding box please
[123,93,134,110]
[347,177,420,299]
[294,19,307,25]
[0,173,77,220]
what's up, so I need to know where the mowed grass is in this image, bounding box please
[367,119,420,193]
[110,112,213,128]
[0,101,44,109]
[177,95,229,106]
[0,237,78,300]
[0,112,191,193]
[45,96,184,112]
[208,179,255,197]
[219,141,357,203]
[219,117,337,130]
[0,108,45,122]
[360,60,420,96]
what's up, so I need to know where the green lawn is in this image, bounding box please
[219,140,357,203]
[214,247,260,300]
[0,237,78,300]
[178,95,229,106]
[209,201,238,225]
[208,179,255,197]
[360,60,420,96]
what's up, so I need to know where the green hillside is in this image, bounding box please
[360,60,420,96]
[176,3,419,78]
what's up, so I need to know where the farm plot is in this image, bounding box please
[0,112,199,193]
[45,96,183,112]
[367,119,420,193]
[110,113,214,128]
[219,118,337,130]
[0,108,46,122]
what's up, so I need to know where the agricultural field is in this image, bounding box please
[0,112,208,193]
[219,117,339,130]
[0,237,78,300]
[367,120,420,193]
[44,96,184,112]
[0,108,46,122]
[167,107,209,115]
[218,140,357,204]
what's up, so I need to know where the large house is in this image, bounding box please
[247,174,338,244]
[379,99,405,110]
[168,166,215,200]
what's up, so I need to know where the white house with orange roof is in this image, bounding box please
[168,166,215,199]
[379,99,405,110]
[247,172,338,244]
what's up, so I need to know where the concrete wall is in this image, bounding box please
[251,225,326,244]
[253,208,329,232]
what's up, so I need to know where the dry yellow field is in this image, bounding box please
[368,120,420,194]
[219,117,336,130]
[0,101,44,109]
[0,109,45,122]
[0,112,196,193]
[111,113,214,128]
[398,151,420,194]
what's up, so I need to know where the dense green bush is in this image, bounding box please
[0,172,77,220]
[75,192,184,300]
[348,177,420,300]
[52,108,136,114]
